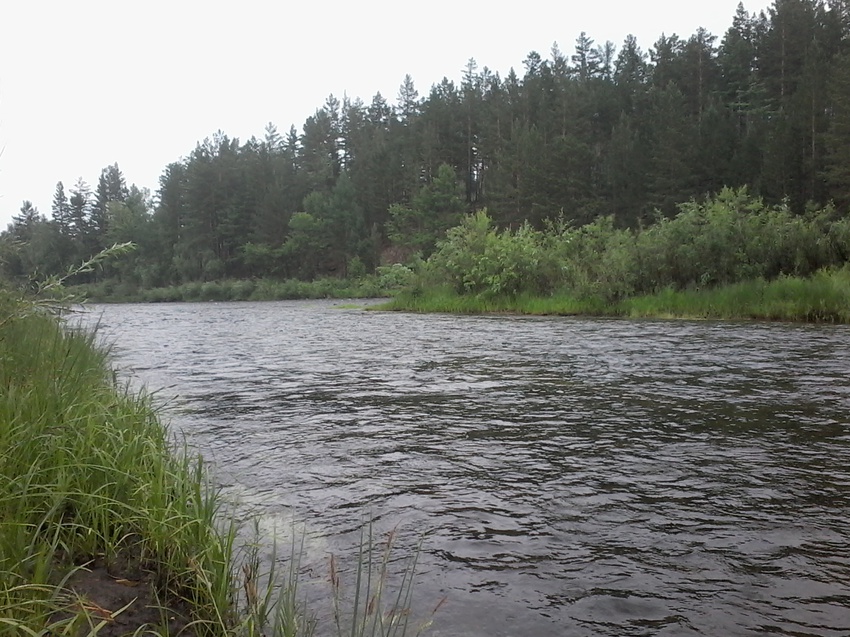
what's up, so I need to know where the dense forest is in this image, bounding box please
[2,0,850,292]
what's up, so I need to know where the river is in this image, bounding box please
[83,300,850,636]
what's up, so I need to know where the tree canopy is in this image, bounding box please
[4,0,850,289]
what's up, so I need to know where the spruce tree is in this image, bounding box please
[51,182,71,235]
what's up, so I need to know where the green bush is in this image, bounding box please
[390,187,850,321]
[428,210,553,299]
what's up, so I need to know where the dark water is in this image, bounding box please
[84,300,850,636]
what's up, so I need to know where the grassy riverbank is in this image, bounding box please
[0,296,282,634]
[0,288,433,635]
[3,293,384,636]
[378,189,850,323]
[66,277,385,303]
[63,266,418,303]
[382,268,850,323]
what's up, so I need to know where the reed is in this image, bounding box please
[330,525,439,637]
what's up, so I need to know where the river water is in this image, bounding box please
[83,300,850,636]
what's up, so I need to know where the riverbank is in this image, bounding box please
[0,295,308,634]
[0,290,435,635]
[380,269,850,323]
[64,270,411,304]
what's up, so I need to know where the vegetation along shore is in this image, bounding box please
[381,188,850,323]
[0,285,430,635]
[0,288,302,634]
[2,0,849,322]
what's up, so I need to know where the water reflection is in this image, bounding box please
[86,302,850,637]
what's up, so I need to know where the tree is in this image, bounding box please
[0,203,60,279]
[650,33,684,89]
[263,122,284,153]
[759,0,816,105]
[614,34,649,112]
[10,201,42,243]
[51,181,71,235]
[300,98,342,192]
[461,58,485,205]
[387,163,465,257]
[572,32,602,81]
[823,50,850,209]
[397,74,420,124]
[607,113,647,223]
[91,163,129,250]
[718,3,759,119]
[282,211,327,279]
[679,28,719,122]
[419,78,465,182]
[643,84,696,213]
[68,178,92,241]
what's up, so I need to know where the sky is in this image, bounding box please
[0,0,771,229]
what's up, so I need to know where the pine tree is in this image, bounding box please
[650,33,684,89]
[300,104,341,193]
[397,74,420,124]
[91,164,129,250]
[718,3,760,132]
[679,28,719,123]
[10,201,42,243]
[387,163,465,257]
[68,178,92,241]
[51,181,71,235]
[263,122,283,153]
[572,32,602,81]
[823,50,850,208]
[614,34,649,113]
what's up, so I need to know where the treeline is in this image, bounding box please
[3,0,850,289]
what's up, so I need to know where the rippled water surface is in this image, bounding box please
[85,301,850,636]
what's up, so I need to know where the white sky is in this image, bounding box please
[0,0,769,229]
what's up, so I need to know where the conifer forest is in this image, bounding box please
[3,0,850,301]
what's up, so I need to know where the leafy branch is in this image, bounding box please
[1,243,135,325]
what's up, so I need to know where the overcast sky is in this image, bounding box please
[0,0,770,229]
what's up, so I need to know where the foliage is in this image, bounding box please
[66,275,398,304]
[386,164,466,258]
[383,267,850,323]
[399,187,850,313]
[5,0,850,292]
[0,242,136,322]
[426,210,552,298]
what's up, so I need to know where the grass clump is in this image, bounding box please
[0,289,313,635]
[329,525,440,637]
[621,268,850,322]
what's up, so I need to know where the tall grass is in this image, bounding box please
[65,277,393,304]
[0,289,432,635]
[329,525,439,637]
[0,299,242,633]
[382,268,850,323]
[621,268,850,322]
